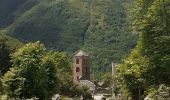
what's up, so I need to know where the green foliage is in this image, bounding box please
[82,0,137,74]
[43,51,72,97]
[0,33,23,75]
[1,41,88,99]
[59,79,93,99]
[2,67,25,98]
[0,0,36,27]
[102,73,113,88]
[2,42,48,99]
[81,86,93,100]
[147,84,170,100]
[117,48,148,99]
[117,0,170,99]
[0,95,9,100]
[0,0,137,77]
[112,76,121,95]
[0,33,23,51]
[131,0,170,85]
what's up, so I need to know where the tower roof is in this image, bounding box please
[75,50,88,57]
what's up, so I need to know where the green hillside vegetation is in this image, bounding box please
[0,0,37,27]
[0,33,23,50]
[0,0,137,77]
[0,33,23,75]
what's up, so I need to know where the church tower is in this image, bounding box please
[73,50,90,82]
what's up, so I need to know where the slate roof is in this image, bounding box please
[75,50,88,56]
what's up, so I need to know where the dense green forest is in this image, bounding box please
[0,0,137,75]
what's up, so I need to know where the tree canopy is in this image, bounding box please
[1,41,92,99]
[1,42,73,99]
[0,33,23,75]
[117,0,170,99]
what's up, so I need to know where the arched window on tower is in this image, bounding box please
[76,67,80,72]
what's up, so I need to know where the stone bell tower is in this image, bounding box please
[73,50,90,82]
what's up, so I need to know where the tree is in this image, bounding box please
[118,0,170,99]
[43,51,72,97]
[130,0,170,85]
[2,67,25,98]
[2,42,48,99]
[0,34,23,94]
[117,48,149,99]
[2,41,77,99]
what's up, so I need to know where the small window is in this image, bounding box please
[76,58,79,64]
[84,59,86,64]
[76,67,80,72]
[77,76,79,80]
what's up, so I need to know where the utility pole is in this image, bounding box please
[90,0,95,98]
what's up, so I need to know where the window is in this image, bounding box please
[84,59,86,64]
[76,58,79,64]
[77,76,79,80]
[76,67,80,72]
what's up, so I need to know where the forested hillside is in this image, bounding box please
[0,33,23,75]
[0,0,36,27]
[0,0,136,75]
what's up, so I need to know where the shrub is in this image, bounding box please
[147,84,170,100]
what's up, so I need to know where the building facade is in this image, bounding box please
[73,50,90,82]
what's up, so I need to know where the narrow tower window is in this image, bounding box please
[76,67,80,72]
[77,76,79,80]
[76,58,79,64]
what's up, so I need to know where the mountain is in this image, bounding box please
[0,0,136,75]
[0,0,36,27]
